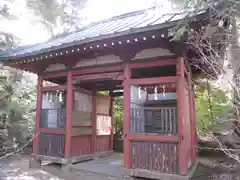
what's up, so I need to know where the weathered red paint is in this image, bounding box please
[129,76,177,85]
[34,57,197,177]
[43,71,67,79]
[192,85,197,162]
[34,75,43,154]
[39,128,65,134]
[109,97,114,150]
[123,63,131,169]
[72,64,124,76]
[128,134,179,142]
[186,71,195,163]
[131,141,178,173]
[129,59,176,69]
[71,135,92,156]
[96,135,111,152]
[74,72,124,81]
[177,57,188,175]
[91,91,97,154]
[65,71,73,158]
[42,85,66,92]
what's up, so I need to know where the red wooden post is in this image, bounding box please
[65,71,73,158]
[91,91,97,153]
[177,57,188,175]
[33,75,43,154]
[192,85,197,162]
[187,74,195,164]
[123,63,131,169]
[109,96,114,150]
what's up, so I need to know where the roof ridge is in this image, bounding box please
[74,6,156,32]
[48,7,155,42]
[49,6,190,42]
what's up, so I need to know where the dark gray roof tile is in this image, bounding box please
[0,7,207,59]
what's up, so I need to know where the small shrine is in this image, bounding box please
[0,5,228,180]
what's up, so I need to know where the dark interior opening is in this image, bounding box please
[131,65,176,79]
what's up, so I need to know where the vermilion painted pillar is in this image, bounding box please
[192,85,197,162]
[34,75,43,154]
[109,96,114,150]
[123,63,131,169]
[177,57,188,175]
[187,72,195,164]
[91,91,97,153]
[65,72,73,158]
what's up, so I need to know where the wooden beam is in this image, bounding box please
[129,59,176,69]
[42,85,67,92]
[128,134,179,142]
[128,76,177,85]
[43,71,67,79]
[39,128,65,134]
[72,64,124,76]
[74,72,124,82]
[65,71,73,158]
[34,75,43,154]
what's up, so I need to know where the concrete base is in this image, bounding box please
[32,150,114,165]
[123,161,199,180]
[124,169,189,180]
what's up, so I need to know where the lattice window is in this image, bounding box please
[130,84,177,135]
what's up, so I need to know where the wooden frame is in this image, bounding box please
[65,71,73,158]
[129,59,176,69]
[127,134,179,142]
[123,63,131,169]
[33,76,43,154]
[91,91,97,154]
[33,56,197,179]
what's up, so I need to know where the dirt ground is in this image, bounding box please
[0,154,240,180]
[0,155,65,180]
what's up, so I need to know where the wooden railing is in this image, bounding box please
[38,133,65,157]
[131,141,178,173]
[40,108,66,129]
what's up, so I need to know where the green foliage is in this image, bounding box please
[195,79,233,134]
[0,1,21,50]
[0,69,36,145]
[26,0,87,37]
[113,96,123,138]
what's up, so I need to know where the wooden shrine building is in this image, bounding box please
[0,5,228,180]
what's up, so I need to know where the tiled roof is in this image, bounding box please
[0,7,206,59]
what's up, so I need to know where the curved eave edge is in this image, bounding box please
[0,12,208,61]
